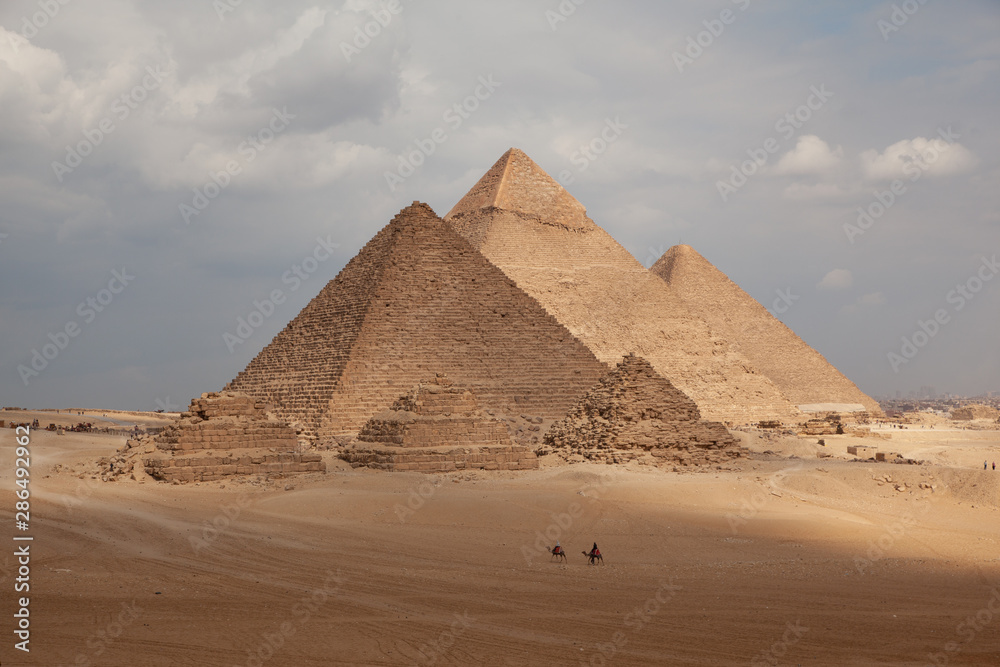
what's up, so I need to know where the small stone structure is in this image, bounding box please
[951,405,999,421]
[544,354,745,465]
[798,414,843,436]
[142,392,324,483]
[848,445,878,459]
[340,376,538,472]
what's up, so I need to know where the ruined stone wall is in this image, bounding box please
[341,445,537,473]
[652,245,882,415]
[145,452,323,483]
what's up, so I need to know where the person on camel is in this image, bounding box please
[590,542,600,558]
[554,541,562,556]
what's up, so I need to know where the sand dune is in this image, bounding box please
[2,421,1000,666]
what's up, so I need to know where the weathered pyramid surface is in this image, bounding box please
[545,354,745,465]
[341,375,538,472]
[225,202,608,443]
[140,392,324,483]
[651,245,881,415]
[445,149,799,424]
[448,147,593,231]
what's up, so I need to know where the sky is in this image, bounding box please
[1,0,997,411]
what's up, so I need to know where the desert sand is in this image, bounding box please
[3,413,1000,666]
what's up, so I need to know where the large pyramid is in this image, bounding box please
[445,149,800,424]
[225,202,608,442]
[651,245,881,415]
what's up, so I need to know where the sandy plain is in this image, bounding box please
[2,410,1000,666]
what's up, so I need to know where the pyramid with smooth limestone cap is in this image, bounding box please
[446,148,802,424]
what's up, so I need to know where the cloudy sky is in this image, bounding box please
[1,0,997,411]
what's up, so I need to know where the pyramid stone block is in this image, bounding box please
[651,245,881,415]
[446,149,800,424]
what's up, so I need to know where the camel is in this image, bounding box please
[583,550,604,565]
[548,546,567,562]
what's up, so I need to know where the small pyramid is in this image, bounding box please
[446,150,800,423]
[341,376,538,472]
[141,392,324,483]
[225,202,608,443]
[652,245,881,415]
[545,355,745,465]
[446,148,593,230]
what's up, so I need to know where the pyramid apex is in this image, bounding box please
[652,244,712,281]
[445,149,592,230]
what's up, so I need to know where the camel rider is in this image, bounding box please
[591,542,600,557]
[554,541,562,555]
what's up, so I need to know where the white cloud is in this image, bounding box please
[861,136,977,181]
[840,291,886,315]
[818,268,853,291]
[167,7,329,118]
[773,135,843,175]
[858,292,886,307]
